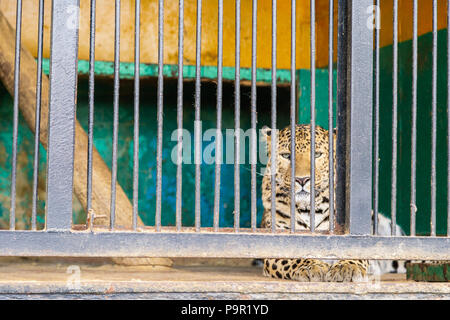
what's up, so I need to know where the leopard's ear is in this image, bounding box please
[261,126,272,142]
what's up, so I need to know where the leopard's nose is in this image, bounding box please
[295,177,310,186]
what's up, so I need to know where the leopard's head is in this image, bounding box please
[262,124,335,211]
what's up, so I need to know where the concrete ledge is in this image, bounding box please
[0,259,449,299]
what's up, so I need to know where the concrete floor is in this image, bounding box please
[0,257,448,299]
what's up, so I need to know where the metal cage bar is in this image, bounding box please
[411,0,418,237]
[336,0,348,234]
[310,0,316,232]
[289,0,296,233]
[430,0,437,237]
[270,0,277,233]
[132,0,141,231]
[391,0,398,236]
[87,0,96,230]
[0,231,447,260]
[250,0,257,232]
[213,0,223,232]
[337,0,373,235]
[31,0,44,231]
[327,0,334,233]
[194,0,202,232]
[46,0,80,231]
[234,0,241,232]
[10,0,23,231]
[176,0,184,231]
[155,0,164,232]
[110,0,121,230]
[373,0,380,236]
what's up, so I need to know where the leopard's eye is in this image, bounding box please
[281,153,291,160]
[315,152,323,158]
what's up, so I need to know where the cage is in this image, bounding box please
[0,0,448,298]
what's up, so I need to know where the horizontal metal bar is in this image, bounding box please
[0,231,448,260]
[0,280,448,299]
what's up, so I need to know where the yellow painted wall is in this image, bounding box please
[0,0,448,70]
[379,0,448,48]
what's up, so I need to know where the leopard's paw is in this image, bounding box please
[291,259,330,282]
[325,260,368,282]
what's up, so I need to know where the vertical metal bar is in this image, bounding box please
[32,0,44,231]
[87,0,96,230]
[10,0,22,230]
[234,0,241,232]
[250,0,257,232]
[270,0,277,233]
[155,0,164,232]
[110,0,120,230]
[46,0,80,231]
[373,0,380,235]
[133,0,140,231]
[194,0,202,232]
[328,0,334,233]
[214,0,223,232]
[431,0,437,236]
[340,0,373,235]
[447,0,450,237]
[290,0,296,233]
[176,0,184,232]
[411,0,418,236]
[336,0,348,234]
[310,0,316,232]
[391,0,398,236]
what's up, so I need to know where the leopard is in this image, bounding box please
[260,124,404,282]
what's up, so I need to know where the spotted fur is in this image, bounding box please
[261,124,369,282]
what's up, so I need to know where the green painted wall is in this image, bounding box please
[376,29,449,236]
[296,30,449,236]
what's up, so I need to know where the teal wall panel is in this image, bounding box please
[75,80,296,228]
[377,29,449,236]
[297,68,337,130]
